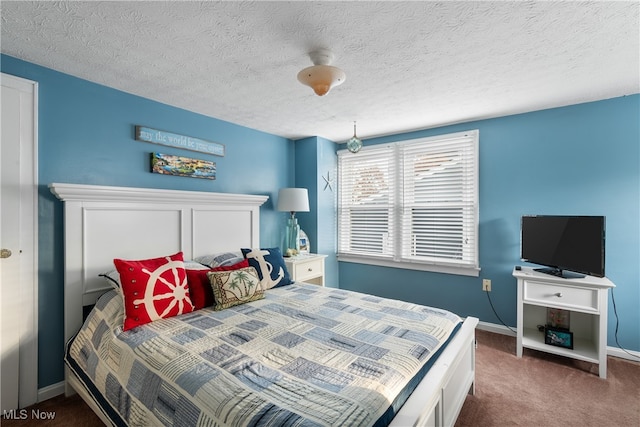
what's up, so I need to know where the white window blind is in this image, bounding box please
[338,130,479,275]
[338,145,395,259]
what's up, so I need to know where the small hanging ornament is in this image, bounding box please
[346,121,362,153]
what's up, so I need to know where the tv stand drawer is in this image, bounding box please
[523,281,598,312]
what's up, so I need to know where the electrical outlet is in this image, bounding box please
[482,279,492,292]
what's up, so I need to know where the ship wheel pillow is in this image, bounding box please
[114,251,194,331]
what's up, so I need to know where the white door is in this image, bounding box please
[1,73,38,412]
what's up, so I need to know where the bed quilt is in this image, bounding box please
[65,283,461,427]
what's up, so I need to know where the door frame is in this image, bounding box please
[1,72,38,407]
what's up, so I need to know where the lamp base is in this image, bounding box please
[282,217,300,257]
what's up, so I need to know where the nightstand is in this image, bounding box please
[284,253,327,286]
[513,266,614,378]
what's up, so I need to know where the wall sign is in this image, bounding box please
[136,126,225,157]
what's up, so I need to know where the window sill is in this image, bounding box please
[337,255,481,277]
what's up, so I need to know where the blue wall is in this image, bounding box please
[3,53,638,392]
[2,55,295,389]
[339,95,640,353]
[294,136,338,287]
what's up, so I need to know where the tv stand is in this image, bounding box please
[534,267,585,279]
[513,266,615,378]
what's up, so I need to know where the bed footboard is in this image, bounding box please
[390,316,478,427]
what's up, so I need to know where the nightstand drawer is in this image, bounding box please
[291,258,324,282]
[284,254,327,286]
[523,281,598,312]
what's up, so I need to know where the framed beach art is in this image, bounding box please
[545,327,574,349]
[150,152,216,180]
[298,229,309,254]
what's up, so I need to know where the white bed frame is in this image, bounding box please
[51,183,478,427]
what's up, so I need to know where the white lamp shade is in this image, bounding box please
[277,188,310,212]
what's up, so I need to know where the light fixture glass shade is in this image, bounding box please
[346,122,363,153]
[277,188,310,213]
[297,65,346,96]
[297,49,346,96]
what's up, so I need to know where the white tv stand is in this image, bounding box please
[513,266,615,378]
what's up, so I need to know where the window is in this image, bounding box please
[337,130,479,276]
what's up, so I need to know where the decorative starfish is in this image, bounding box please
[323,171,334,191]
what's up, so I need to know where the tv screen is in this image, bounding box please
[521,215,605,278]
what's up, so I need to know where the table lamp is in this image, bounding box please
[277,188,309,256]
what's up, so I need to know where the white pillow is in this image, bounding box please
[183,260,210,270]
[99,270,121,288]
[194,251,244,268]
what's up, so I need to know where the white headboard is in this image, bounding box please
[50,183,268,344]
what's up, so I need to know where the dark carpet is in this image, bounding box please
[455,330,640,426]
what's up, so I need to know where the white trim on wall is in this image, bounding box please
[37,382,65,403]
[476,320,517,337]
[1,72,39,408]
[606,346,640,362]
[476,320,640,362]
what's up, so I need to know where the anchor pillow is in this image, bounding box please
[241,247,292,289]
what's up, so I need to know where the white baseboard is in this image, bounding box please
[476,320,517,336]
[476,320,640,362]
[607,346,640,362]
[38,381,65,402]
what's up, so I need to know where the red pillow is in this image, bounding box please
[114,252,193,331]
[213,258,249,272]
[186,259,249,309]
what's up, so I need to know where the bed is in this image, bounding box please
[50,183,478,427]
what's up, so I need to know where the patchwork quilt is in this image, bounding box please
[66,284,461,426]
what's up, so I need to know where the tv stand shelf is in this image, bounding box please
[521,327,598,363]
[513,267,615,378]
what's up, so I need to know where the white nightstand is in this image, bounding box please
[284,253,327,286]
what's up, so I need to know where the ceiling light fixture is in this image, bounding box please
[346,121,362,153]
[297,48,345,96]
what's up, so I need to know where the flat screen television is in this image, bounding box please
[521,215,605,278]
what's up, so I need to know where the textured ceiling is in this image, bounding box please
[1,1,639,142]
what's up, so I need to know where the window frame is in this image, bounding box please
[337,130,480,277]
